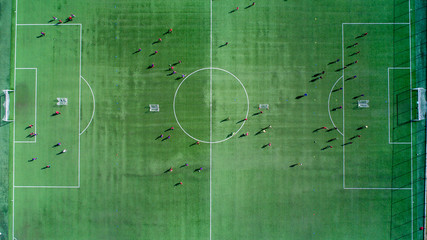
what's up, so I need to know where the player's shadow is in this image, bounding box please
[252,112,262,116]
[152,40,161,45]
[41,166,49,170]
[167,72,176,76]
[218,43,228,48]
[220,118,229,123]
[289,164,299,167]
[56,151,65,155]
[189,142,198,147]
[261,144,270,148]
[236,119,246,124]
[25,126,32,130]
[180,164,188,168]
[155,135,163,140]
[163,31,171,35]
[226,133,234,138]
[132,50,141,54]
[174,182,182,186]
[28,159,35,162]
[48,19,54,23]
[175,76,183,80]
[149,52,157,56]
[147,65,154,69]
[36,35,44,38]
[228,9,237,14]
[164,169,172,173]
[244,4,253,9]
[254,131,263,136]
[52,143,61,148]
[239,134,247,138]
[193,168,202,172]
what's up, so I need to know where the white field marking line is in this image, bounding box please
[327,76,344,136]
[342,22,413,191]
[209,0,213,239]
[342,23,410,25]
[387,67,411,145]
[173,67,250,144]
[15,68,37,143]
[79,76,95,136]
[78,24,82,187]
[12,0,18,238]
[408,0,413,237]
[14,185,79,188]
[344,187,411,190]
[14,141,36,144]
[341,23,345,189]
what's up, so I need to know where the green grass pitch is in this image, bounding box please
[6,0,425,239]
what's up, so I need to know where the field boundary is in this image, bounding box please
[14,68,37,144]
[11,0,84,237]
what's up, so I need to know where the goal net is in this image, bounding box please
[1,90,14,122]
[258,104,269,110]
[149,104,159,112]
[413,88,426,121]
[357,100,369,108]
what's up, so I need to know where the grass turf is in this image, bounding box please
[8,0,423,239]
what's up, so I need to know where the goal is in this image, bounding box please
[258,104,269,110]
[412,88,426,121]
[1,90,14,122]
[149,104,159,112]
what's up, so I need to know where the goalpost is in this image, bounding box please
[1,90,14,122]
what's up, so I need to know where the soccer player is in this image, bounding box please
[41,32,46,36]
[56,142,61,146]
[357,125,368,130]
[32,157,37,161]
[28,124,33,128]
[61,149,67,153]
[168,28,173,33]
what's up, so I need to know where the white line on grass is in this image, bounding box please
[327,76,344,136]
[209,0,213,239]
[79,76,95,136]
[78,24,82,187]
[408,0,413,237]
[341,23,345,189]
[14,141,36,144]
[12,0,18,237]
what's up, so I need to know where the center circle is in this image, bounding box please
[173,67,250,144]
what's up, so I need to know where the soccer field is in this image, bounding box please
[3,0,427,239]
